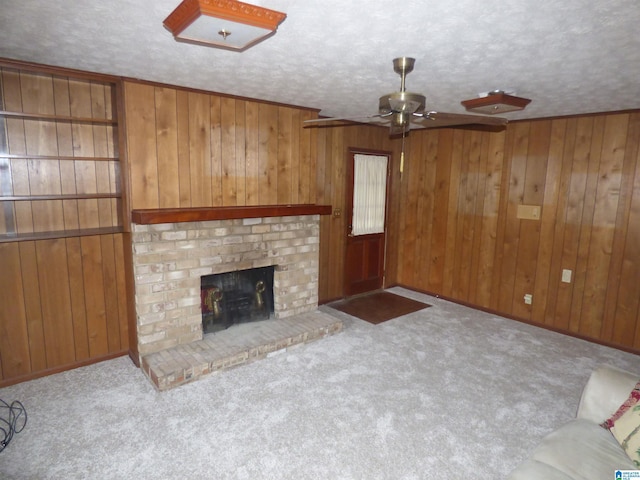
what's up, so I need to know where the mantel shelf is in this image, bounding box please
[131,204,333,225]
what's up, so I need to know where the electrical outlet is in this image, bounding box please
[562,269,572,283]
[524,293,533,305]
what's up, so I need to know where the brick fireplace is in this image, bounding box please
[130,205,342,390]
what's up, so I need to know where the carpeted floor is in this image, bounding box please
[330,291,430,324]
[1,287,640,479]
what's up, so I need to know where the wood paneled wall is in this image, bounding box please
[389,112,640,350]
[0,235,129,380]
[315,125,399,302]
[123,81,319,210]
[0,63,130,386]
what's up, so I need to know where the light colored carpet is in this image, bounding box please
[1,287,640,479]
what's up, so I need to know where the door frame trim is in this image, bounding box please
[344,147,393,296]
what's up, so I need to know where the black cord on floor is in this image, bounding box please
[0,399,27,453]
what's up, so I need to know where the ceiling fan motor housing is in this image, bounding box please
[379,91,426,115]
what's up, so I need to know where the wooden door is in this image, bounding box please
[344,149,391,296]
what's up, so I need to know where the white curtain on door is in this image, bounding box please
[352,154,388,236]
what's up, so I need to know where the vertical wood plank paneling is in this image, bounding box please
[101,234,122,352]
[531,119,566,323]
[316,127,331,300]
[558,117,595,331]
[155,87,180,208]
[452,130,482,301]
[511,120,549,320]
[442,130,464,297]
[567,117,603,331]
[70,79,100,229]
[543,118,577,326]
[81,235,109,357]
[0,243,31,378]
[328,127,346,299]
[299,110,313,204]
[1,64,128,386]
[400,137,420,286]
[35,239,75,367]
[259,103,279,205]
[427,129,453,292]
[606,113,640,345]
[125,82,159,209]
[497,122,529,312]
[245,101,260,205]
[415,132,438,294]
[393,140,409,283]
[390,111,640,352]
[474,130,505,307]
[188,92,212,207]
[124,81,320,211]
[114,235,129,349]
[277,106,293,204]
[235,100,247,206]
[53,76,81,231]
[176,90,191,207]
[91,82,113,227]
[19,241,47,372]
[411,133,428,288]
[580,114,628,338]
[4,72,32,234]
[66,236,90,361]
[290,109,301,204]
[220,97,237,206]
[467,131,490,304]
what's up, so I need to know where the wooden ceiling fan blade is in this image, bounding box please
[303,114,387,126]
[411,111,508,129]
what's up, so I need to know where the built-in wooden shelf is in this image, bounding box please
[131,204,333,225]
[0,153,119,162]
[0,226,124,243]
[0,110,117,125]
[1,193,120,201]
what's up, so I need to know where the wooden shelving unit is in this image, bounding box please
[0,110,117,124]
[0,79,123,242]
[0,59,132,386]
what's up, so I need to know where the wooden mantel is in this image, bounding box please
[131,204,332,225]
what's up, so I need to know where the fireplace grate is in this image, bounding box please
[201,266,275,334]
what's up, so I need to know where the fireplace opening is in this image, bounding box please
[200,266,275,334]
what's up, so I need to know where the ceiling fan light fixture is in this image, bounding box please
[461,91,531,115]
[163,0,286,52]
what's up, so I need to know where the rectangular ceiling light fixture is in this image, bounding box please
[163,0,287,52]
[461,91,531,115]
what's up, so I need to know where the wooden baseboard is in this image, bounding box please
[392,283,640,357]
[0,351,131,388]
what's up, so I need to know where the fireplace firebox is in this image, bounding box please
[200,266,275,334]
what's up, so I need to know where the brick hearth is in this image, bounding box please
[131,212,342,389]
[142,311,342,390]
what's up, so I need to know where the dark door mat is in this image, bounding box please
[329,291,430,324]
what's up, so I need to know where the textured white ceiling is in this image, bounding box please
[1,0,639,121]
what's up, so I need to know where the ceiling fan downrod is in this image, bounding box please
[393,57,415,93]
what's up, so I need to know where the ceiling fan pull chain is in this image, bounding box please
[400,131,406,179]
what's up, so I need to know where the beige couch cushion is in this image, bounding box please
[508,418,634,479]
[578,365,640,424]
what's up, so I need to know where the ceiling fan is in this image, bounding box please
[303,57,508,135]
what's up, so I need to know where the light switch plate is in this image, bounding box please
[517,204,541,220]
[562,269,572,283]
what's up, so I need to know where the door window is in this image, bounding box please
[352,154,388,236]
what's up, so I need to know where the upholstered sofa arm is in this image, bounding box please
[577,365,639,424]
